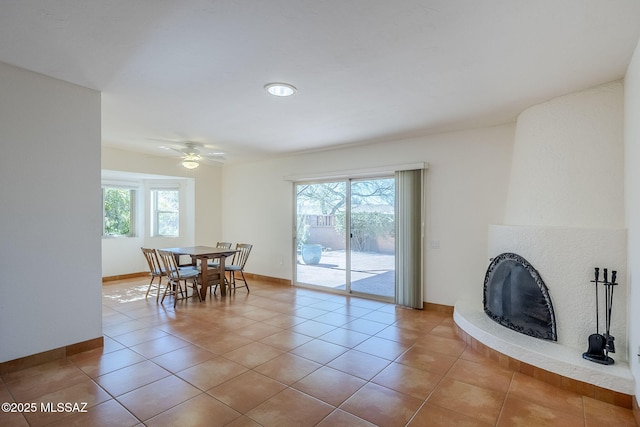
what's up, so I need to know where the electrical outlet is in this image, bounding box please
[430,240,440,249]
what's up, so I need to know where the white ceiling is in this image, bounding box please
[1,1,639,163]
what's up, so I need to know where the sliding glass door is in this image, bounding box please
[295,177,395,301]
[349,178,395,299]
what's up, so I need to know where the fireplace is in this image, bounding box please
[483,252,557,341]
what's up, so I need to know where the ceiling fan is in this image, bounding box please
[158,141,226,169]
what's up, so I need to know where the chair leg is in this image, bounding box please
[193,279,202,302]
[155,277,163,302]
[229,271,236,292]
[210,282,217,298]
[240,270,250,292]
[174,281,185,308]
[145,276,154,299]
[161,281,172,304]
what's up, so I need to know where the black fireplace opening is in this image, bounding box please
[483,253,557,341]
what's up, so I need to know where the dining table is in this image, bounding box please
[161,246,238,299]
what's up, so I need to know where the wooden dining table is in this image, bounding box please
[161,246,237,299]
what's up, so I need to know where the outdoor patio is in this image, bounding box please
[296,250,395,299]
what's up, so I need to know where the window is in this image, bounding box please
[152,189,179,236]
[103,187,135,237]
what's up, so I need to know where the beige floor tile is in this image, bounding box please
[313,311,356,327]
[583,395,638,427]
[207,370,287,413]
[224,415,262,427]
[144,393,241,426]
[446,357,514,393]
[258,329,314,351]
[222,341,284,368]
[508,372,584,417]
[327,349,391,380]
[414,333,468,357]
[239,307,281,322]
[292,366,367,406]
[128,335,191,359]
[372,361,442,399]
[150,344,216,373]
[316,409,377,426]
[176,357,248,391]
[3,359,90,402]
[116,376,201,421]
[395,345,458,374]
[70,348,147,378]
[408,403,492,426]
[497,396,585,427]
[23,379,111,427]
[254,353,321,385]
[340,382,423,427]
[45,399,139,427]
[318,327,370,348]
[195,332,253,355]
[233,322,283,340]
[291,319,338,337]
[290,339,349,364]
[261,313,307,328]
[0,411,29,427]
[429,322,459,339]
[374,325,423,345]
[428,378,506,425]
[360,310,401,325]
[102,319,149,337]
[245,387,334,426]
[95,360,170,396]
[353,336,410,360]
[343,318,388,335]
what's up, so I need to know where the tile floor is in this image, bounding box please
[1,277,637,426]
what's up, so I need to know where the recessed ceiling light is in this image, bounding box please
[264,82,297,97]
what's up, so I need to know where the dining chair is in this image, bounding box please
[207,242,233,269]
[156,249,202,307]
[226,243,253,293]
[141,247,166,302]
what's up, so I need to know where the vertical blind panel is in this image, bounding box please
[395,169,424,309]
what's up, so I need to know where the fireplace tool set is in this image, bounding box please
[582,267,617,365]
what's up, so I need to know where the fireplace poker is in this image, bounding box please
[594,267,600,334]
[604,271,616,353]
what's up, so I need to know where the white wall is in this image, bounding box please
[624,37,640,397]
[0,62,102,362]
[221,124,515,305]
[505,81,625,228]
[101,147,222,276]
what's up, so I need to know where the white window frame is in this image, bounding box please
[151,187,180,237]
[102,186,136,238]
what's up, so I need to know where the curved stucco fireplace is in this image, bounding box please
[454,81,633,397]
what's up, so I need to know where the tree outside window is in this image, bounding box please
[103,187,134,237]
[152,189,179,236]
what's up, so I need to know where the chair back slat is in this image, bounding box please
[231,243,252,268]
[141,247,163,276]
[157,250,182,280]
[216,242,232,249]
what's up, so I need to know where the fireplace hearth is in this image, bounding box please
[483,252,557,341]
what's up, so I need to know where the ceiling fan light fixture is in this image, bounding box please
[181,160,199,169]
[265,82,296,97]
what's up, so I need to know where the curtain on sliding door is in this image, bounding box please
[395,169,424,309]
